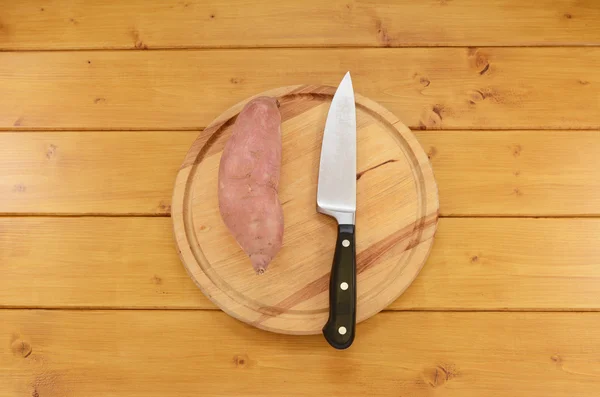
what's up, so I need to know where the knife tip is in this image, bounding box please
[341,71,353,87]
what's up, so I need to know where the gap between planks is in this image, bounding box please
[3,127,600,132]
[3,214,600,219]
[2,45,600,53]
[2,307,600,312]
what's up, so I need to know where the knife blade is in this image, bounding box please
[317,71,357,349]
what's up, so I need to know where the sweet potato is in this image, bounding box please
[218,96,284,274]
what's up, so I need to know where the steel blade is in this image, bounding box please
[317,72,357,225]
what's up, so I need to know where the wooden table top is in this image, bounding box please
[1,1,600,396]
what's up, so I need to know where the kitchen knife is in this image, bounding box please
[317,72,357,349]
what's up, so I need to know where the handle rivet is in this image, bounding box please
[342,239,350,247]
[340,282,349,290]
[338,326,347,335]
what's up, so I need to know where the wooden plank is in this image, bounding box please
[0,131,197,215]
[417,130,600,216]
[2,217,600,310]
[1,0,599,50]
[0,48,598,130]
[402,218,600,311]
[3,131,600,216]
[3,310,600,396]
[0,217,206,309]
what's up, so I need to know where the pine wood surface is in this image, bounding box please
[2,217,600,311]
[2,0,599,49]
[3,310,600,397]
[0,48,598,131]
[1,1,599,395]
[2,130,600,216]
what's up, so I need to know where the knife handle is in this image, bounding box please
[322,224,356,350]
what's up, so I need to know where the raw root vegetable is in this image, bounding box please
[218,96,284,274]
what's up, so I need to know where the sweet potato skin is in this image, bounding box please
[218,96,284,274]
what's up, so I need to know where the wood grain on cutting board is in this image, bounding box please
[2,130,600,216]
[0,48,598,130]
[172,85,439,334]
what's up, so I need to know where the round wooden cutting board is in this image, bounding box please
[172,85,439,335]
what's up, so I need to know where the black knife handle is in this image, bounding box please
[322,224,356,349]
